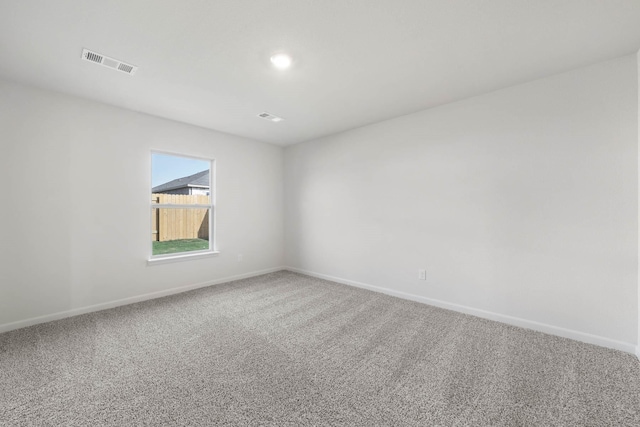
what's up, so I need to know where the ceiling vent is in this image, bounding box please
[257,112,284,123]
[82,49,138,75]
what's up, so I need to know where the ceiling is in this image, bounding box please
[1,1,640,146]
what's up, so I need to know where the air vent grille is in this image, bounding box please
[118,63,134,73]
[82,49,138,75]
[257,112,284,122]
[85,51,103,63]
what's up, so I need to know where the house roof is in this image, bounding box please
[152,170,209,193]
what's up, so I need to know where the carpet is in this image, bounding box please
[1,271,639,426]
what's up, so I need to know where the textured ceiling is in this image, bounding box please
[1,0,640,146]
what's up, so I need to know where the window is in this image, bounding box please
[150,152,215,260]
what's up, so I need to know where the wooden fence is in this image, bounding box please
[152,194,210,242]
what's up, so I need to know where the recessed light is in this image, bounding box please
[270,53,292,70]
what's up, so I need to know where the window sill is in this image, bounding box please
[147,250,220,266]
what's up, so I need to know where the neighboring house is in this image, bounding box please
[152,170,210,195]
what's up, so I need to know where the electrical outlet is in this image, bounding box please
[418,269,426,280]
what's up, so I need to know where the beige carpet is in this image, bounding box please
[1,271,639,426]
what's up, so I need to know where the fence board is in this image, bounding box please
[151,194,210,242]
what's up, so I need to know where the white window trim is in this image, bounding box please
[149,151,217,264]
[147,250,220,266]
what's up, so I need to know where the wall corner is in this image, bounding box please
[637,48,640,355]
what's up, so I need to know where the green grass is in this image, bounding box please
[153,238,209,256]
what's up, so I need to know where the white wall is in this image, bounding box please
[637,50,640,358]
[285,55,638,351]
[0,80,284,329]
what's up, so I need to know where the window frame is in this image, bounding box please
[148,150,218,265]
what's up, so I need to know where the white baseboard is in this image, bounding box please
[0,266,284,334]
[285,266,637,356]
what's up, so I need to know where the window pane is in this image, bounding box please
[152,207,210,256]
[151,153,211,204]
